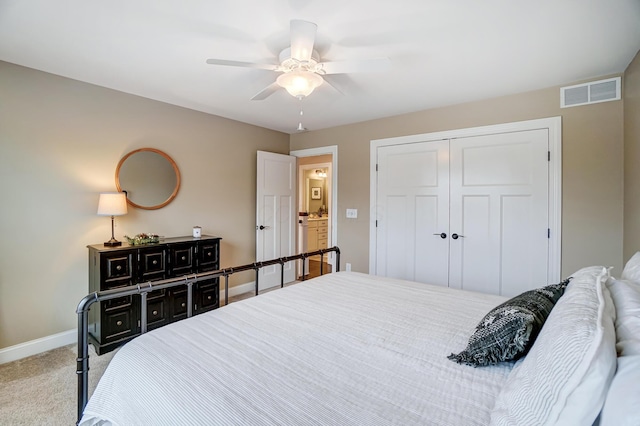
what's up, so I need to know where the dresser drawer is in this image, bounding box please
[169,244,194,275]
[104,309,136,342]
[146,298,167,329]
[197,241,219,271]
[198,279,219,311]
[170,289,188,319]
[139,247,167,281]
[105,295,133,311]
[101,252,134,283]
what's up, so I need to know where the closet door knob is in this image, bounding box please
[433,233,447,239]
[451,233,465,240]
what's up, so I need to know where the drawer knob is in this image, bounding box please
[207,252,212,257]
[207,296,212,300]
[116,320,123,326]
[152,310,158,316]
[152,260,158,265]
[181,303,186,308]
[181,256,186,261]
[116,265,122,271]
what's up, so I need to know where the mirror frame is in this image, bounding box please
[115,148,181,210]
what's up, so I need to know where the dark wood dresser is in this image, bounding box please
[87,235,221,354]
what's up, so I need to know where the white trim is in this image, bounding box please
[290,145,338,266]
[221,281,257,300]
[369,117,562,283]
[0,329,76,364]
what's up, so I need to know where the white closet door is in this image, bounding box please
[375,141,450,285]
[448,130,549,296]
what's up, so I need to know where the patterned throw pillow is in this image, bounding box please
[448,279,572,367]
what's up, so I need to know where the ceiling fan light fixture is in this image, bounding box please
[276,69,323,99]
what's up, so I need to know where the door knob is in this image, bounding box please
[433,233,447,239]
[451,233,465,240]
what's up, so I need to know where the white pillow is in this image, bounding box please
[490,266,617,426]
[621,251,640,282]
[599,355,640,426]
[606,277,640,356]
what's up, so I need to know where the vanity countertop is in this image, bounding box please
[308,216,328,221]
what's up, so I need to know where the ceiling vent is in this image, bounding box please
[561,77,621,108]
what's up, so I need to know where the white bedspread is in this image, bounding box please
[81,272,513,426]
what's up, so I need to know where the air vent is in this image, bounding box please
[561,77,620,108]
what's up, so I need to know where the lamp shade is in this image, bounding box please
[276,69,323,98]
[97,192,128,216]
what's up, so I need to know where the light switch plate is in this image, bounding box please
[346,209,358,219]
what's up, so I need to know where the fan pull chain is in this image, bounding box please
[297,99,305,132]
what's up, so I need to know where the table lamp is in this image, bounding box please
[97,192,128,246]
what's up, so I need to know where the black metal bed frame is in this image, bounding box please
[76,246,340,424]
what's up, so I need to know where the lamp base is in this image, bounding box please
[104,238,122,247]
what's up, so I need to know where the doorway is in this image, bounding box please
[290,146,338,279]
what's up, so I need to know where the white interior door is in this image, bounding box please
[376,141,450,285]
[256,151,296,290]
[448,130,549,296]
[374,128,551,297]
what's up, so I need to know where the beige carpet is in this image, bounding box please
[0,344,115,425]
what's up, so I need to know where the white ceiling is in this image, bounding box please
[1,0,639,134]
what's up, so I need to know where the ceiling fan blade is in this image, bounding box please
[320,57,391,75]
[290,19,317,62]
[251,82,281,100]
[206,58,277,71]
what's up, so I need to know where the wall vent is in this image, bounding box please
[560,77,621,108]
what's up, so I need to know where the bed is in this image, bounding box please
[77,252,640,426]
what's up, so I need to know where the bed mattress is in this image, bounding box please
[80,271,513,426]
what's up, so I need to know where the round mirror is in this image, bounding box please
[115,148,180,210]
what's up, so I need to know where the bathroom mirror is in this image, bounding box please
[305,177,327,216]
[115,148,180,210]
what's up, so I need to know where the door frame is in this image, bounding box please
[290,145,338,266]
[369,117,562,283]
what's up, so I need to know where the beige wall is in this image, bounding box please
[0,58,632,352]
[290,77,625,278]
[624,52,640,262]
[0,61,289,349]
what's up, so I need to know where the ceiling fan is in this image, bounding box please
[206,20,391,100]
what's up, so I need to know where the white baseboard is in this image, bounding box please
[222,281,255,301]
[0,280,263,365]
[0,329,76,365]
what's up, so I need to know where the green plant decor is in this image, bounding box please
[124,233,160,246]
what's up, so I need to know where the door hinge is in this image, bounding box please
[376,163,379,172]
[548,151,551,161]
[548,228,551,238]
[376,220,378,227]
